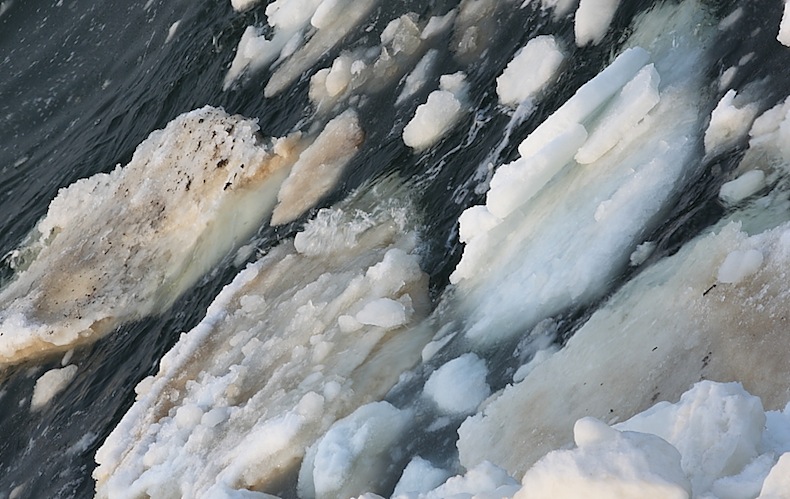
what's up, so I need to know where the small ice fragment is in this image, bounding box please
[497,35,564,106]
[574,0,621,46]
[778,0,790,46]
[719,170,766,205]
[423,353,490,415]
[31,365,78,410]
[355,298,408,328]
[717,249,763,284]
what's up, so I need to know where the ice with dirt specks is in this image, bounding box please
[0,107,298,366]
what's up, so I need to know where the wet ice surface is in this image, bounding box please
[5,0,790,497]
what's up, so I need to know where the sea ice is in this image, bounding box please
[402,73,468,150]
[31,364,78,410]
[778,0,790,46]
[93,183,431,498]
[423,353,490,415]
[704,89,759,156]
[0,107,298,365]
[496,35,564,106]
[574,0,621,46]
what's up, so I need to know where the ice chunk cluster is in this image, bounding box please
[93,184,431,498]
[224,0,375,96]
[404,381,790,499]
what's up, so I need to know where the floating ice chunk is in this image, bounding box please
[778,0,790,47]
[402,73,468,150]
[517,47,650,159]
[719,67,737,91]
[271,109,364,225]
[310,0,349,29]
[518,417,690,498]
[717,248,764,284]
[574,0,621,46]
[223,26,286,90]
[457,205,501,244]
[704,90,759,156]
[355,298,409,329]
[423,353,490,415]
[381,14,421,56]
[420,10,456,39]
[298,402,411,498]
[719,170,766,205]
[392,457,451,498]
[326,56,353,96]
[94,187,431,498]
[0,107,298,365]
[486,123,587,220]
[496,35,564,106]
[538,0,576,17]
[31,365,78,410]
[165,20,180,43]
[718,8,743,31]
[575,64,660,164]
[230,0,258,12]
[266,0,323,31]
[264,0,375,97]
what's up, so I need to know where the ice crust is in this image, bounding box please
[0,107,298,365]
[93,184,431,498]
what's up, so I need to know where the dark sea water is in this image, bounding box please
[2,0,790,497]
